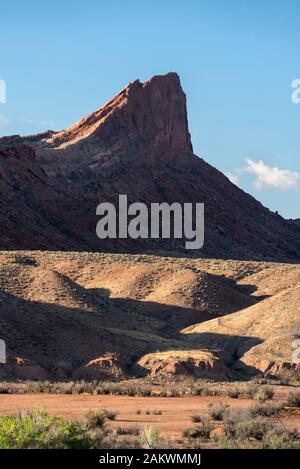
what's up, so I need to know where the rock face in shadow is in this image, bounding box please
[0,72,300,261]
[0,356,49,380]
[73,354,127,380]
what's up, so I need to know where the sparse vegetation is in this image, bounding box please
[142,428,161,449]
[253,386,274,403]
[0,410,165,449]
[227,388,240,399]
[277,370,300,387]
[244,383,274,402]
[224,409,270,440]
[250,402,283,417]
[85,410,106,430]
[183,418,213,440]
[287,391,300,407]
[245,383,260,399]
[0,396,298,449]
[103,409,118,421]
[5,378,221,398]
[259,427,300,449]
[0,410,92,449]
[116,426,140,436]
[208,403,230,421]
[191,414,202,423]
[217,407,300,449]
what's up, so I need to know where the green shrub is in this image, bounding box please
[0,410,92,449]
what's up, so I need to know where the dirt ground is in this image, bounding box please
[0,393,299,442]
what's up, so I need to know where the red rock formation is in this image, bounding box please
[0,72,299,260]
[48,73,192,155]
[137,351,229,378]
[73,353,126,380]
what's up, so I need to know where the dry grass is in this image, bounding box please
[287,391,300,407]
[208,403,230,421]
[183,418,213,440]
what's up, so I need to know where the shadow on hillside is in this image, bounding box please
[88,269,269,332]
[183,332,262,361]
[3,245,300,265]
[0,284,263,380]
[89,246,300,265]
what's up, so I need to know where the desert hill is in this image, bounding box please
[0,73,300,260]
[0,251,299,379]
[183,283,300,374]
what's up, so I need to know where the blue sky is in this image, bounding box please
[0,0,299,218]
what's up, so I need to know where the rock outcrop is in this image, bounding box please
[0,72,299,261]
[0,356,49,380]
[137,350,229,378]
[73,353,126,380]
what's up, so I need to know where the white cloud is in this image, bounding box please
[245,158,300,191]
[225,171,240,186]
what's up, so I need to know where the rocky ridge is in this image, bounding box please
[0,73,299,260]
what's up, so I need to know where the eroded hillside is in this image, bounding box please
[0,251,299,380]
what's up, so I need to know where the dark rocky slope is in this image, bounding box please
[0,73,299,261]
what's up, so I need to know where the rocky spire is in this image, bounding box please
[45,73,193,160]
